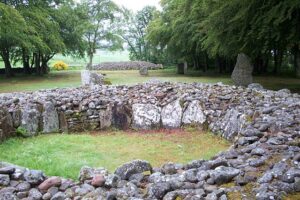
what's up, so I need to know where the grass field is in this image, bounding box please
[0,130,229,179]
[0,68,299,93]
[0,50,299,93]
[0,50,129,69]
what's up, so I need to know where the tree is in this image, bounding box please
[121,6,163,63]
[0,3,29,77]
[147,0,300,76]
[83,0,123,68]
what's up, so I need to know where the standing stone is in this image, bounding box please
[182,100,206,126]
[20,104,41,136]
[112,104,132,130]
[139,67,148,76]
[177,63,184,74]
[81,70,104,86]
[184,61,188,74]
[12,109,21,128]
[231,53,253,86]
[81,70,91,86]
[58,112,68,133]
[42,102,59,133]
[132,104,161,130]
[99,105,112,130]
[0,107,14,142]
[161,100,182,128]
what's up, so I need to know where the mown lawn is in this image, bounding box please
[0,130,229,179]
[0,68,299,93]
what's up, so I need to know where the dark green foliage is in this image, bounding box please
[147,0,300,76]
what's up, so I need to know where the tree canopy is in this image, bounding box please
[147,0,300,76]
[0,0,299,77]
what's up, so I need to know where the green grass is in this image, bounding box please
[0,130,229,179]
[0,50,130,68]
[0,71,82,93]
[0,68,299,93]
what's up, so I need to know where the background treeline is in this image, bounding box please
[0,0,124,77]
[1,0,300,78]
[146,0,300,77]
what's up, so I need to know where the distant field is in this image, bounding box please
[0,50,130,68]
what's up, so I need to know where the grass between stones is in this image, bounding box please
[0,130,229,179]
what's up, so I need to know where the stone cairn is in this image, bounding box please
[231,53,254,86]
[0,82,299,199]
[90,61,163,71]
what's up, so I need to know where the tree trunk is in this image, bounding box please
[22,49,31,74]
[41,58,49,75]
[1,49,14,77]
[204,52,209,72]
[34,53,41,75]
[88,54,93,69]
[273,49,283,74]
[216,55,225,74]
[294,46,300,78]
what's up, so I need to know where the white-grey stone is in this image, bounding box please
[81,70,104,86]
[99,106,112,129]
[182,100,206,125]
[20,104,41,135]
[139,67,148,76]
[132,104,161,130]
[161,100,182,128]
[43,102,59,133]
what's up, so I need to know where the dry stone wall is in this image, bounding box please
[0,82,300,199]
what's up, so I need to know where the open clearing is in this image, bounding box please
[0,130,229,179]
[0,69,299,93]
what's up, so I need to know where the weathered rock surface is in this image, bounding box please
[81,70,104,86]
[20,104,41,136]
[38,177,62,191]
[231,53,253,86]
[0,82,299,199]
[91,61,162,70]
[182,100,206,126]
[139,66,148,76]
[0,107,14,142]
[132,104,161,129]
[161,100,182,128]
[42,102,59,133]
[115,160,152,180]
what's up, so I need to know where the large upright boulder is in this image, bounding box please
[81,70,104,86]
[139,67,148,76]
[20,104,41,136]
[132,104,161,130]
[42,102,59,133]
[0,107,14,142]
[99,105,112,130]
[182,100,206,126]
[161,100,182,128]
[231,53,253,86]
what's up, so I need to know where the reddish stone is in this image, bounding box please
[154,92,166,99]
[38,177,62,191]
[91,175,106,187]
